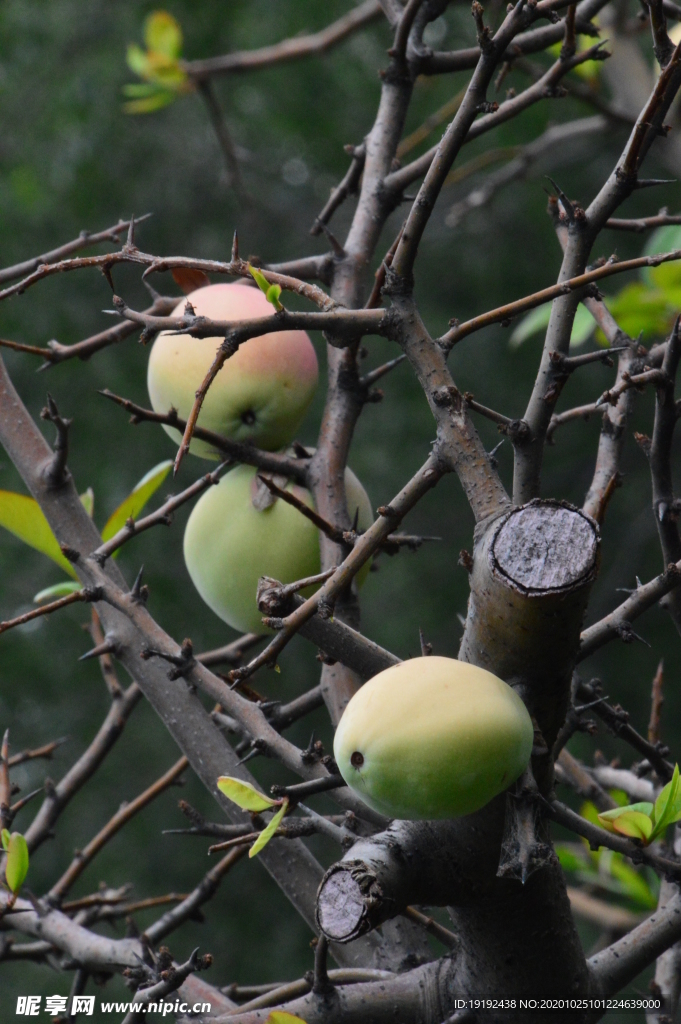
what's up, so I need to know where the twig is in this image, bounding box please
[145,848,246,944]
[184,0,382,80]
[575,679,674,782]
[0,588,100,636]
[8,738,68,768]
[545,798,681,878]
[439,251,681,349]
[121,948,212,1023]
[0,731,10,832]
[99,389,309,484]
[649,660,665,744]
[196,634,262,668]
[48,757,188,901]
[233,456,443,682]
[197,79,243,190]
[0,217,146,286]
[403,906,458,949]
[92,462,229,562]
[311,145,366,235]
[578,562,681,664]
[606,209,681,232]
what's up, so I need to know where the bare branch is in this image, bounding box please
[0,216,146,286]
[99,389,309,483]
[92,462,228,562]
[440,250,681,349]
[48,756,189,902]
[183,1,383,80]
[0,587,99,637]
[578,562,681,662]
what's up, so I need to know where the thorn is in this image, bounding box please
[634,178,676,190]
[130,566,148,603]
[79,639,116,662]
[231,230,239,262]
[236,748,260,767]
[419,628,432,657]
[125,215,137,250]
[545,176,575,220]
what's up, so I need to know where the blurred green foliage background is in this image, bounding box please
[0,1,680,1016]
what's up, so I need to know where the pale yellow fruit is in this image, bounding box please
[147,283,318,458]
[334,656,534,820]
[184,463,373,635]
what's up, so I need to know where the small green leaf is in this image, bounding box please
[126,43,151,78]
[216,777,277,813]
[267,1013,309,1024]
[122,82,164,99]
[265,284,283,311]
[0,491,77,578]
[249,799,288,858]
[102,460,172,543]
[5,832,29,894]
[123,89,178,115]
[653,764,679,828]
[144,11,183,60]
[1,829,10,852]
[248,264,272,297]
[34,581,82,604]
[598,808,653,842]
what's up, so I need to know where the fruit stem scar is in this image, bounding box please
[350,751,364,769]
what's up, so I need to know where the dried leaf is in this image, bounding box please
[171,268,211,294]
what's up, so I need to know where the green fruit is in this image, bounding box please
[147,283,319,458]
[334,656,534,820]
[183,463,373,635]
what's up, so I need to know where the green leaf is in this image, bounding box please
[266,283,283,311]
[248,264,272,297]
[0,491,77,578]
[608,855,659,909]
[5,832,29,894]
[123,89,178,115]
[607,282,679,341]
[216,776,277,813]
[126,43,151,78]
[144,11,183,60]
[509,303,595,349]
[598,807,654,842]
[122,82,164,99]
[34,581,82,604]
[267,1013,309,1024]
[249,799,288,858]
[101,460,172,542]
[555,843,589,873]
[1,830,10,852]
[652,764,681,838]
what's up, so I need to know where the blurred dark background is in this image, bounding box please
[0,1,679,1017]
